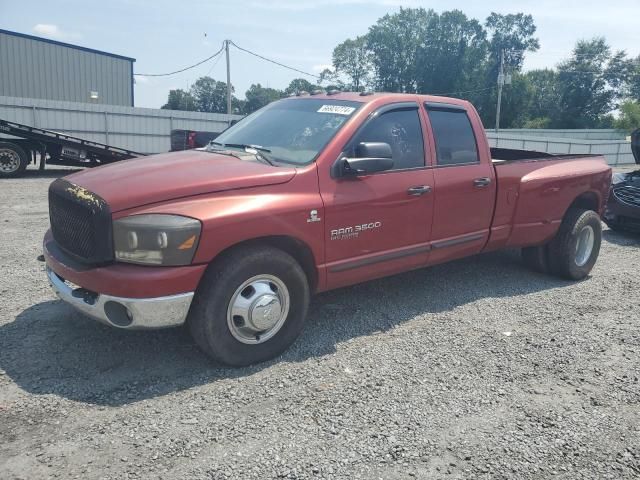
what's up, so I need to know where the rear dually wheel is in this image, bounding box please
[547,208,602,280]
[522,208,602,280]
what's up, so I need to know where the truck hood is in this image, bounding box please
[64,150,297,212]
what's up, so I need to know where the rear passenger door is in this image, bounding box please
[425,102,496,264]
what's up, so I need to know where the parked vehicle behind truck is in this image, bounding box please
[603,128,640,232]
[170,129,220,152]
[44,92,612,366]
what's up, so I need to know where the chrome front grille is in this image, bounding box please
[613,185,640,208]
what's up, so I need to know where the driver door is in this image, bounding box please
[319,103,435,289]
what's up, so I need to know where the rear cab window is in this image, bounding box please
[425,103,479,166]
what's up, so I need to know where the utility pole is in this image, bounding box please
[495,49,505,133]
[225,39,232,116]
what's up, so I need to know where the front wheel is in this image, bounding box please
[547,208,602,280]
[188,245,310,366]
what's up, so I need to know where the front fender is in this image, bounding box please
[114,173,325,273]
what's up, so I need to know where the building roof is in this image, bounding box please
[0,28,135,62]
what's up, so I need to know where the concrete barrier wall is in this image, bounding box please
[0,95,243,154]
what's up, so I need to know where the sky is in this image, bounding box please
[1,0,639,108]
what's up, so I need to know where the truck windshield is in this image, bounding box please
[208,98,362,165]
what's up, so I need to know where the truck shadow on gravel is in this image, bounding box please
[603,228,640,247]
[1,249,576,406]
[20,168,82,179]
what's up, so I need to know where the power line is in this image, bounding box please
[431,86,496,97]
[134,42,225,77]
[204,50,224,77]
[229,41,321,79]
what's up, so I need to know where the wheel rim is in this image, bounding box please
[0,149,20,173]
[226,274,290,345]
[575,225,595,267]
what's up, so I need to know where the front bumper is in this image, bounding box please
[47,266,193,329]
[604,192,640,232]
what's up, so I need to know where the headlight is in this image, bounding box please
[612,173,627,185]
[113,214,201,266]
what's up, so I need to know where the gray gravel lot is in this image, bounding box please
[1,168,639,479]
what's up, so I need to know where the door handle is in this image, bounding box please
[473,177,492,188]
[407,185,432,196]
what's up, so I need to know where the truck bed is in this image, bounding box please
[487,150,612,251]
[490,147,600,163]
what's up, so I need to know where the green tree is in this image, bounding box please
[284,78,320,95]
[243,84,283,114]
[331,36,373,91]
[555,38,629,128]
[485,13,540,72]
[190,76,232,113]
[477,12,540,127]
[318,68,346,91]
[493,72,535,128]
[367,7,432,92]
[629,56,640,100]
[232,97,247,115]
[161,89,197,111]
[615,100,640,131]
[423,10,487,95]
[523,69,562,126]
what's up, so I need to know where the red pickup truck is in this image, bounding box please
[44,93,612,366]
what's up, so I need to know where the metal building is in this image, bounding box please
[0,29,135,106]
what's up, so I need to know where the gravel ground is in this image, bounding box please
[1,167,639,479]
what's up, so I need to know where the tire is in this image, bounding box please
[188,245,310,366]
[0,142,29,178]
[522,245,550,274]
[547,208,602,280]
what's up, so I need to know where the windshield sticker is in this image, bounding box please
[317,105,356,116]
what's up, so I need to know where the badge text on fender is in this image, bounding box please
[330,221,382,240]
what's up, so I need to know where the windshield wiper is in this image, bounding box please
[209,142,276,166]
[223,143,271,153]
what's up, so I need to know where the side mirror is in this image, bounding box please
[334,142,394,177]
[355,142,393,159]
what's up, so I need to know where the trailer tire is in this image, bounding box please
[188,245,310,366]
[0,142,29,178]
[522,245,550,274]
[547,208,602,280]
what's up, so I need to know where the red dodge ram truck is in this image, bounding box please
[44,93,612,366]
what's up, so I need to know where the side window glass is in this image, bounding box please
[351,108,425,170]
[427,108,479,166]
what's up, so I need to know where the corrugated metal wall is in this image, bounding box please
[486,132,635,166]
[0,96,244,153]
[1,93,634,163]
[0,30,133,106]
[488,128,627,141]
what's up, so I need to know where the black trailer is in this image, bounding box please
[0,118,146,178]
